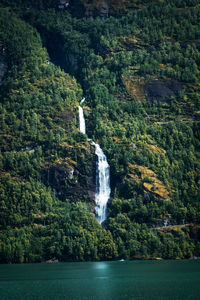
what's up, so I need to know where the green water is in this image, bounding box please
[0,260,200,299]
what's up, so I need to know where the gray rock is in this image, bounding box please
[145,79,183,103]
[68,167,74,179]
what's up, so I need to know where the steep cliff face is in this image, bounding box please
[42,143,96,205]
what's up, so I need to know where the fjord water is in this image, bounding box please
[0,260,200,300]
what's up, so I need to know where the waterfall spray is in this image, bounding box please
[79,98,86,134]
[78,99,111,223]
[94,143,111,223]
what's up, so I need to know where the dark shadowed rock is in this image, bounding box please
[0,42,8,85]
[43,158,96,205]
[145,79,183,103]
[66,53,78,72]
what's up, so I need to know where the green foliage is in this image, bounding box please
[0,1,200,263]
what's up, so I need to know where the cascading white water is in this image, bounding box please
[79,98,86,134]
[78,98,111,223]
[94,143,111,224]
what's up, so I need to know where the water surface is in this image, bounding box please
[0,260,200,299]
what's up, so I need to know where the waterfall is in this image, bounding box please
[79,98,86,134]
[78,99,111,223]
[94,143,111,223]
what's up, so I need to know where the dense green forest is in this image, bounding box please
[0,0,200,263]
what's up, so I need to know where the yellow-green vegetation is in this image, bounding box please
[122,70,146,101]
[128,164,170,199]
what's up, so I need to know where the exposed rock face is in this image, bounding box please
[154,215,177,228]
[128,164,170,200]
[43,158,96,205]
[145,79,183,103]
[40,31,78,75]
[79,0,109,17]
[0,42,8,85]
[66,53,78,73]
[77,0,137,17]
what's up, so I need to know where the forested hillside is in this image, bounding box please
[0,0,200,263]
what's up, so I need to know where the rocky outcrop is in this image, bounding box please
[58,0,69,10]
[128,164,170,200]
[66,53,78,73]
[75,0,138,17]
[43,155,96,205]
[40,30,79,75]
[145,79,183,103]
[79,0,109,18]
